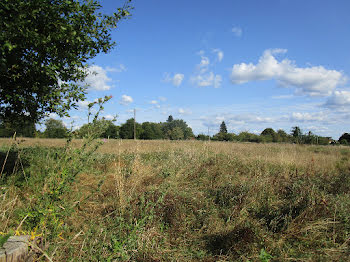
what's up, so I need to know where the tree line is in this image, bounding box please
[198,121,346,145]
[0,115,194,140]
[1,118,350,145]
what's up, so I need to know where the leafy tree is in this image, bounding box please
[167,115,174,123]
[168,127,184,140]
[0,0,132,124]
[0,119,36,137]
[219,121,228,134]
[120,118,142,139]
[260,128,276,142]
[339,133,350,144]
[276,129,289,142]
[291,126,302,143]
[141,122,163,140]
[196,134,210,141]
[43,118,68,138]
[237,132,262,143]
[101,121,119,139]
[162,117,193,140]
[184,127,194,139]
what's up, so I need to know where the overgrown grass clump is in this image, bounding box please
[1,139,350,261]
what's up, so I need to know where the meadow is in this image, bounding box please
[1,138,350,261]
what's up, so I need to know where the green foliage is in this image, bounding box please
[0,119,36,138]
[196,134,210,141]
[162,116,194,140]
[259,249,273,262]
[261,128,277,142]
[219,121,228,134]
[0,0,132,124]
[2,138,350,260]
[0,233,11,248]
[120,118,143,139]
[339,133,350,144]
[43,118,68,138]
[291,126,302,143]
[141,122,163,140]
[237,131,262,143]
[77,118,119,139]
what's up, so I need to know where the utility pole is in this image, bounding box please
[208,126,210,142]
[133,108,136,140]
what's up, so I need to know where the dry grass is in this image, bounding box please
[1,138,350,261]
[0,137,342,168]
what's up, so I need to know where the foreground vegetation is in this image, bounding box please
[1,138,350,261]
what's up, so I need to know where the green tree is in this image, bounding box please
[0,119,36,137]
[120,118,142,139]
[339,133,350,144]
[100,120,119,139]
[291,126,302,143]
[141,122,163,140]
[0,0,132,124]
[260,128,276,142]
[167,115,174,123]
[168,127,184,140]
[162,117,194,140]
[220,121,228,134]
[43,118,68,138]
[276,129,289,142]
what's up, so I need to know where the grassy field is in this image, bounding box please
[1,138,350,261]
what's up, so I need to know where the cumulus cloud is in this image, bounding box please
[191,51,223,88]
[230,49,346,96]
[290,112,327,122]
[324,90,350,111]
[212,49,224,62]
[163,73,185,87]
[119,95,133,105]
[150,100,158,104]
[191,72,222,88]
[231,26,242,37]
[84,65,113,91]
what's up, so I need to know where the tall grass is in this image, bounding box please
[0,137,350,261]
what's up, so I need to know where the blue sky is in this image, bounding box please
[51,0,350,139]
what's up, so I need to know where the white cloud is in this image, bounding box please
[158,96,167,102]
[163,73,185,87]
[150,100,158,104]
[324,90,350,111]
[271,94,294,99]
[230,49,346,96]
[290,112,327,122]
[78,100,91,109]
[199,56,210,68]
[106,64,127,73]
[119,95,133,105]
[173,74,185,86]
[178,108,192,115]
[212,49,224,62]
[232,26,242,37]
[103,114,115,120]
[84,65,113,91]
[191,72,222,88]
[48,112,59,119]
[191,51,222,88]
